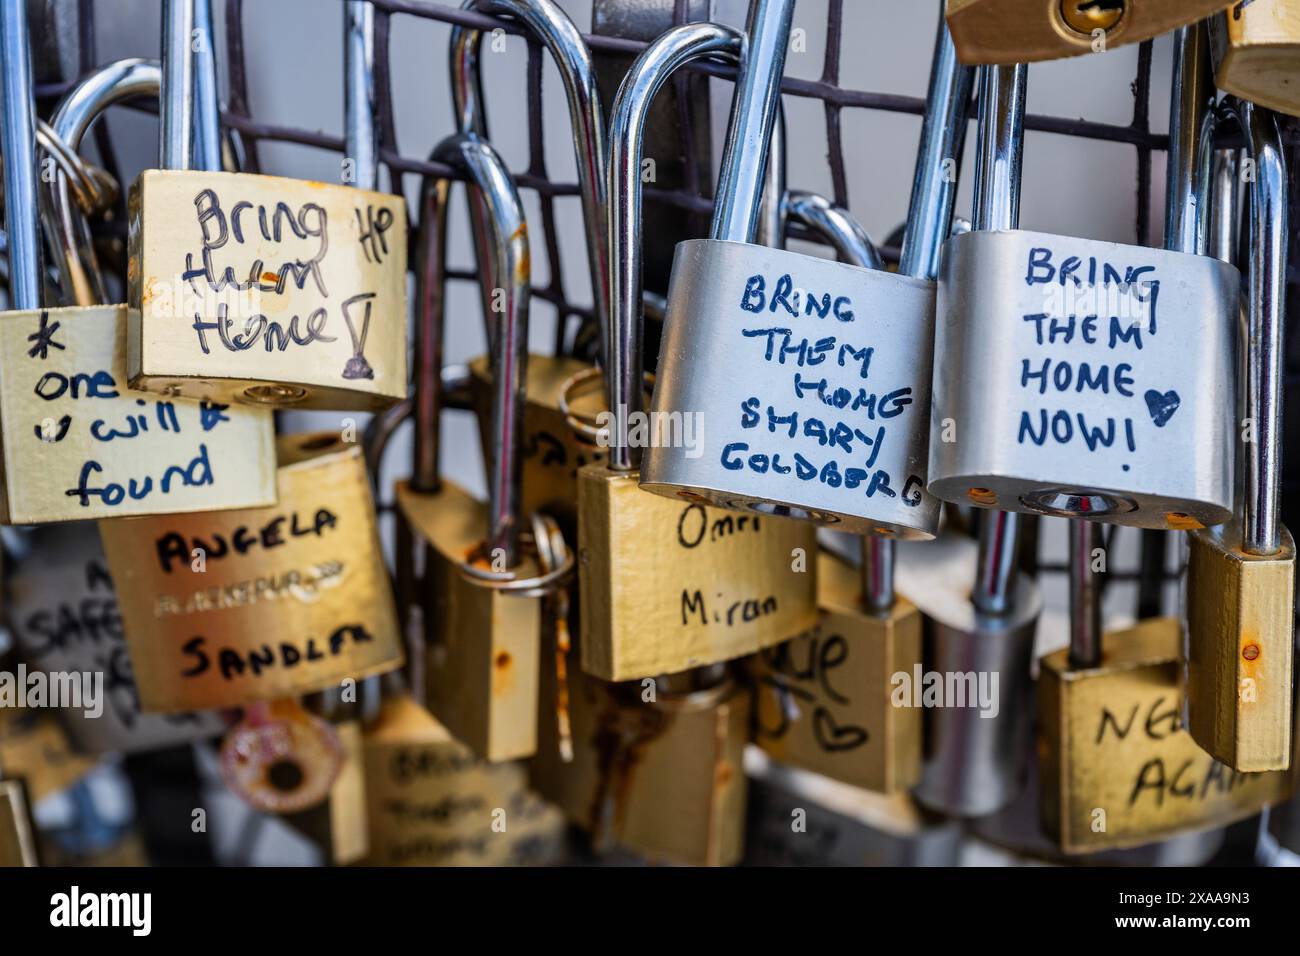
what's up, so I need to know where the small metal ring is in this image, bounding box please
[557,367,654,444]
[458,519,573,595]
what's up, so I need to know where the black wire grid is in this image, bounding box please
[38,0,1300,605]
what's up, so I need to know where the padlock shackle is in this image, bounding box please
[160,0,197,171]
[344,0,380,191]
[0,0,43,310]
[192,0,221,172]
[1212,98,1288,557]
[606,22,742,471]
[783,191,883,271]
[969,63,1027,616]
[450,0,610,361]
[414,134,530,564]
[900,12,974,283]
[710,0,794,244]
[45,59,162,307]
[1067,519,1103,669]
[1165,22,1215,257]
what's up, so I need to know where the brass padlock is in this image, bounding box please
[7,523,225,754]
[279,717,370,865]
[363,693,564,866]
[945,0,1236,65]
[396,133,565,761]
[579,18,816,682]
[1186,97,1294,773]
[929,29,1239,531]
[0,778,39,867]
[1039,522,1290,853]
[0,706,96,804]
[753,19,974,794]
[530,654,749,866]
[125,2,407,411]
[1213,0,1300,117]
[0,54,275,522]
[98,431,404,712]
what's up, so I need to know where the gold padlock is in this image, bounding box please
[530,653,749,866]
[1,59,276,523]
[580,21,815,682]
[396,133,565,762]
[1213,0,1300,117]
[363,693,564,866]
[0,778,39,867]
[98,431,404,712]
[945,0,1237,64]
[125,3,407,411]
[280,717,370,866]
[1186,97,1294,773]
[1039,524,1290,854]
[0,706,96,804]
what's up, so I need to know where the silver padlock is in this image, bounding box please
[638,0,940,539]
[928,29,1240,532]
[908,64,1042,819]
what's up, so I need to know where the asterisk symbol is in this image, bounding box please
[27,311,65,360]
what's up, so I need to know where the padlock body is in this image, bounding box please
[1186,524,1295,772]
[530,640,749,866]
[397,480,542,762]
[930,229,1236,530]
[1039,617,1291,854]
[1213,0,1300,118]
[128,170,408,411]
[642,239,941,538]
[0,779,38,867]
[752,550,922,793]
[945,0,1237,65]
[578,462,817,680]
[0,304,275,523]
[469,354,606,530]
[100,433,403,711]
[363,696,564,865]
[7,524,225,754]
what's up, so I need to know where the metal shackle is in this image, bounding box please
[0,0,42,310]
[450,0,608,352]
[1206,97,1288,557]
[44,59,161,307]
[412,134,530,567]
[970,62,1028,619]
[161,0,210,172]
[192,0,221,172]
[345,0,379,191]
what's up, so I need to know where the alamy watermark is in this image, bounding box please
[0,663,103,718]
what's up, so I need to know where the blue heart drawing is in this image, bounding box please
[1145,389,1181,427]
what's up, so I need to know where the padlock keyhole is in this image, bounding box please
[1061,0,1126,35]
[267,758,306,793]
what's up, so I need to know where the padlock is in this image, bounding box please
[395,133,565,762]
[640,1,944,542]
[1186,97,1294,773]
[98,430,404,712]
[453,0,614,529]
[1039,519,1290,853]
[578,17,816,682]
[125,0,408,411]
[0,777,39,867]
[279,718,370,865]
[906,63,1042,819]
[362,693,564,866]
[753,17,974,794]
[6,523,225,754]
[945,0,1236,65]
[1212,0,1300,118]
[743,749,962,866]
[0,44,274,521]
[530,657,749,866]
[928,24,1240,532]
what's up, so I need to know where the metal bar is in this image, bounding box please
[193,0,221,171]
[160,0,194,170]
[345,0,378,191]
[1,0,43,309]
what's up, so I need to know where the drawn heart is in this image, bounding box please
[1144,389,1181,428]
[812,708,868,753]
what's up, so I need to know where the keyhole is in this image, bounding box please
[1060,0,1126,35]
[267,759,305,793]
